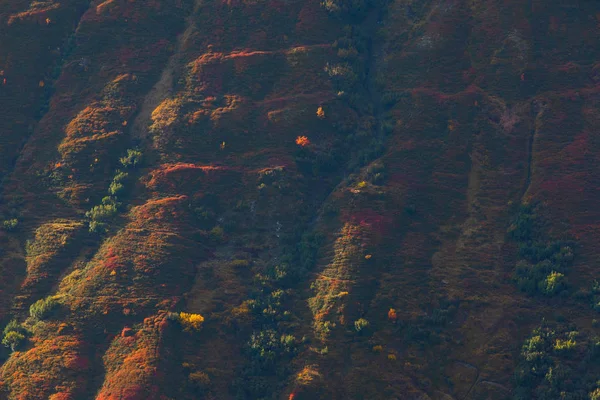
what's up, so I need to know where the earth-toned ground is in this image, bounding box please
[0,1,599,399]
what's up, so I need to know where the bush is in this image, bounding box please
[108,181,125,196]
[509,204,574,297]
[515,323,598,398]
[248,330,296,363]
[178,312,204,332]
[86,197,119,232]
[554,338,576,353]
[112,171,129,184]
[539,272,566,296]
[2,319,27,352]
[2,331,25,351]
[88,221,106,233]
[354,318,369,333]
[3,320,25,337]
[86,200,118,221]
[2,219,18,231]
[29,296,60,320]
[507,204,538,241]
[120,148,143,168]
[108,171,129,196]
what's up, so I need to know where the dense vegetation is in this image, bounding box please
[514,322,600,400]
[508,204,575,296]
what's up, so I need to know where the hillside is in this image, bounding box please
[0,1,600,399]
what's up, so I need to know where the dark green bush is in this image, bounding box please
[2,219,18,232]
[538,272,566,296]
[508,204,539,241]
[2,320,27,352]
[108,171,129,196]
[2,331,25,352]
[3,320,24,337]
[29,295,61,320]
[248,330,296,364]
[508,204,574,297]
[514,322,600,399]
[120,148,143,168]
[86,197,119,233]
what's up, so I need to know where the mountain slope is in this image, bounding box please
[0,1,600,399]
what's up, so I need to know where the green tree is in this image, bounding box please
[29,296,60,320]
[354,318,370,333]
[539,272,566,296]
[2,331,25,351]
[120,148,143,168]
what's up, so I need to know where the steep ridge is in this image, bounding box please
[0,0,92,179]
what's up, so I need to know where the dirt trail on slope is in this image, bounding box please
[130,0,201,140]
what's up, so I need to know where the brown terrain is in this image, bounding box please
[0,0,599,399]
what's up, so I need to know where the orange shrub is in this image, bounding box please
[296,136,310,147]
[388,308,397,322]
[316,106,325,119]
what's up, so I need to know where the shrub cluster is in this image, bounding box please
[108,171,129,196]
[248,265,292,323]
[508,204,574,296]
[314,0,391,175]
[119,148,143,168]
[514,322,600,400]
[234,239,323,399]
[248,330,296,363]
[2,219,19,232]
[29,295,61,320]
[85,148,142,233]
[86,196,119,233]
[354,318,370,333]
[233,228,322,398]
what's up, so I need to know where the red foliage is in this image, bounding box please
[0,327,89,399]
[96,315,169,400]
[49,392,74,400]
[344,209,394,244]
[103,250,123,271]
[66,355,90,370]
[145,163,238,193]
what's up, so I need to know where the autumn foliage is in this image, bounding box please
[295,136,310,147]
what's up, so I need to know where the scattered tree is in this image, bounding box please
[2,331,25,352]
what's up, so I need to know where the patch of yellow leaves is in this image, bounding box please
[179,312,205,332]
